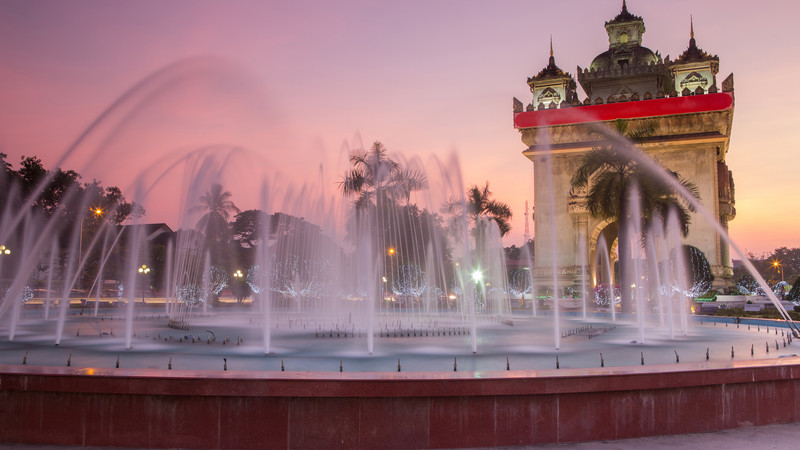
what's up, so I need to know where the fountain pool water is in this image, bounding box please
[2,306,797,373]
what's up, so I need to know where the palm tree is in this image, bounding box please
[339,142,429,293]
[339,141,428,211]
[447,182,512,251]
[192,183,240,243]
[464,182,512,238]
[570,119,699,312]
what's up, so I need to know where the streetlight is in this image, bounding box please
[137,264,150,303]
[0,245,10,296]
[773,260,784,282]
[472,270,483,283]
[78,207,104,268]
[386,248,397,301]
[231,270,245,304]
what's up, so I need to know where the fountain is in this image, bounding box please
[1,60,799,448]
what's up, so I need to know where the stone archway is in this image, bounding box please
[589,219,619,289]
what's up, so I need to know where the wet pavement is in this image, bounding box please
[525,421,800,449]
[3,421,800,449]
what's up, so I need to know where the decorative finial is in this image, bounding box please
[622,0,628,13]
[549,35,553,57]
[690,15,694,39]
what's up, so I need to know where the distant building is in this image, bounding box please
[513,1,736,294]
[118,223,175,248]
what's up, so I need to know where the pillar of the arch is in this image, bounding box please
[570,209,591,301]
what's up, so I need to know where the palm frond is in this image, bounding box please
[624,120,657,142]
[339,169,365,197]
[586,171,623,220]
[571,147,620,188]
[458,182,513,237]
[676,176,700,212]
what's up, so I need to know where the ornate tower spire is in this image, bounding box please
[671,15,720,95]
[604,0,645,49]
[527,36,577,110]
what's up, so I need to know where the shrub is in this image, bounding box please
[696,289,718,301]
[786,276,800,304]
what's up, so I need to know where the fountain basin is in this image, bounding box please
[2,357,800,448]
[4,310,799,448]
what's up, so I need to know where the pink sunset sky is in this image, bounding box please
[0,0,798,255]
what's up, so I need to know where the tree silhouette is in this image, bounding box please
[192,183,239,243]
[339,141,428,210]
[447,182,512,252]
[464,182,512,237]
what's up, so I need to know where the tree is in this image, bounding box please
[735,248,800,290]
[205,266,229,305]
[339,142,434,296]
[0,153,15,208]
[765,247,800,283]
[0,154,142,287]
[570,119,699,312]
[668,245,713,297]
[508,268,533,303]
[786,276,800,304]
[685,246,713,295]
[465,183,512,237]
[448,182,512,251]
[339,141,428,211]
[2,155,142,226]
[231,209,270,248]
[192,183,239,243]
[392,264,427,301]
[97,185,144,225]
[505,240,535,261]
[230,277,252,303]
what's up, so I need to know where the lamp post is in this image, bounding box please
[381,276,388,304]
[78,207,104,269]
[138,264,150,303]
[232,269,244,303]
[386,248,397,303]
[471,269,483,284]
[773,260,784,282]
[0,245,10,293]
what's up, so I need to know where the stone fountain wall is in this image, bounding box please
[2,358,800,448]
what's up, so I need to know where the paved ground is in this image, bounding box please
[524,421,800,449]
[3,422,800,449]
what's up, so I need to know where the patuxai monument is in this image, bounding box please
[514,1,736,298]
